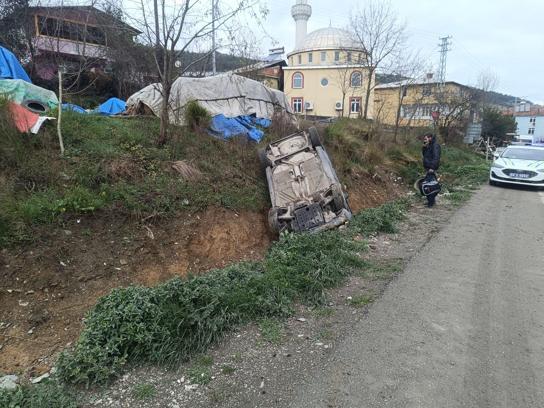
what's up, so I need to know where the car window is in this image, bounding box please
[502,148,544,161]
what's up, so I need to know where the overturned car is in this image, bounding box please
[259,127,352,234]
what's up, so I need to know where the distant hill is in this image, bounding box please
[181,51,258,74]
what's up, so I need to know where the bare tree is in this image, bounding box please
[128,0,263,145]
[388,50,428,140]
[350,0,405,120]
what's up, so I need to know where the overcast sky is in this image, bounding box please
[256,0,544,103]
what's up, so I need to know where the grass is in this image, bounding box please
[55,200,409,386]
[348,294,375,308]
[357,259,403,280]
[0,380,77,408]
[258,319,283,344]
[221,364,236,375]
[132,383,156,400]
[187,355,214,385]
[0,109,267,247]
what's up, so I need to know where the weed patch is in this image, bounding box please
[259,319,283,344]
[348,294,374,308]
[132,383,156,400]
[0,380,77,408]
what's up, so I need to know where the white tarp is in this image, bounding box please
[126,73,293,125]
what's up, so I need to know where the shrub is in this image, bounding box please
[0,380,77,408]
[184,101,211,130]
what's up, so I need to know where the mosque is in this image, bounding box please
[284,0,374,118]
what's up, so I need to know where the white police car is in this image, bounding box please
[489,145,544,188]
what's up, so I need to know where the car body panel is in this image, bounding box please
[261,128,352,233]
[489,146,544,187]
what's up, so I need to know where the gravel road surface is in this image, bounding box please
[281,186,544,408]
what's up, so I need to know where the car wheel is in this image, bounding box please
[258,148,272,169]
[308,127,322,147]
[331,184,348,212]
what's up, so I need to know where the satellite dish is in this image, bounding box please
[175,60,181,68]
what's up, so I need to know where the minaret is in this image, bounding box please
[291,0,312,49]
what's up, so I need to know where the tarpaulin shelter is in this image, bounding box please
[126,73,293,126]
[0,79,58,112]
[7,102,54,134]
[0,45,31,83]
[96,97,126,115]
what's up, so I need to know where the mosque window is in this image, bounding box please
[320,51,326,62]
[350,97,361,114]
[292,72,304,89]
[308,53,313,63]
[347,52,352,63]
[292,97,303,113]
[297,54,302,64]
[320,78,329,86]
[334,51,340,62]
[350,71,362,87]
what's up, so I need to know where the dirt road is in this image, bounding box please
[279,186,544,408]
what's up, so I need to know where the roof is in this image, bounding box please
[289,27,361,55]
[29,6,140,35]
[375,79,470,90]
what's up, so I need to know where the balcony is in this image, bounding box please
[34,35,109,60]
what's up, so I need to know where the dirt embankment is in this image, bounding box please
[0,172,403,376]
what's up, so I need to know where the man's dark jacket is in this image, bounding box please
[422,135,441,171]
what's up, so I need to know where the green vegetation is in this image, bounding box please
[348,294,375,308]
[55,199,410,386]
[357,259,403,280]
[184,100,212,130]
[258,319,283,344]
[0,380,77,408]
[0,110,267,247]
[132,383,156,400]
[221,364,236,375]
[187,355,214,385]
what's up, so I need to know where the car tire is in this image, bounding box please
[308,127,322,147]
[258,148,272,169]
[331,184,349,213]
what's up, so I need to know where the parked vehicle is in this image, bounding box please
[259,127,352,233]
[489,145,544,188]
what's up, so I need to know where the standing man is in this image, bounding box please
[422,133,441,207]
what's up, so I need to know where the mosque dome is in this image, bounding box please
[295,27,361,52]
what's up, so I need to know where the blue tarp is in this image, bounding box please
[209,114,272,142]
[62,103,87,114]
[96,97,126,115]
[0,45,31,83]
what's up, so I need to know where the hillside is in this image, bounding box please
[0,105,488,387]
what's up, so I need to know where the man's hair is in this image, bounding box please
[423,132,434,138]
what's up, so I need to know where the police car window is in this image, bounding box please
[502,148,544,160]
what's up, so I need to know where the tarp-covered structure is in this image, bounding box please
[126,73,293,126]
[209,114,271,142]
[96,97,126,115]
[0,79,58,111]
[0,45,31,83]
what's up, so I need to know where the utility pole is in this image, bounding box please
[437,36,452,86]
[212,0,218,75]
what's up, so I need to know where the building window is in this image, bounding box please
[402,86,407,97]
[292,97,303,113]
[528,127,535,135]
[350,97,361,114]
[297,54,302,64]
[350,71,362,87]
[422,86,432,96]
[292,72,304,89]
[347,52,352,63]
[321,51,326,62]
[308,53,313,63]
[530,117,536,124]
[320,78,328,87]
[334,51,340,62]
[37,15,106,45]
